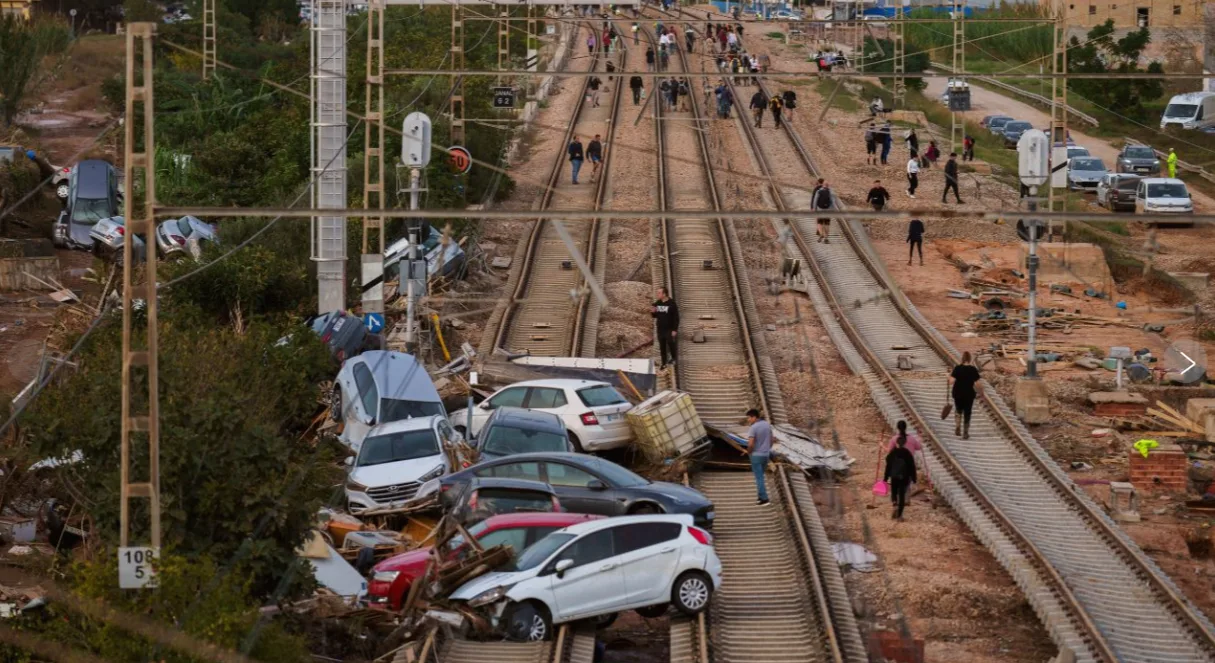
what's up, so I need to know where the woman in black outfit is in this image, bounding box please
[949,351,982,439]
[884,433,917,521]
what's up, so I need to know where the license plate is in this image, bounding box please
[1136,167,1150,172]
[602,413,621,423]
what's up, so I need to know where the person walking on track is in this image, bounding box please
[781,88,795,120]
[587,134,604,182]
[568,135,584,185]
[651,287,680,368]
[750,88,768,128]
[645,46,655,72]
[879,122,893,165]
[588,75,603,107]
[867,179,890,211]
[864,125,877,165]
[746,409,774,507]
[962,134,975,161]
[813,182,834,243]
[884,431,916,521]
[906,152,920,198]
[907,218,924,265]
[630,74,644,105]
[949,351,982,439]
[632,21,639,44]
[685,25,696,53]
[587,33,596,54]
[768,93,784,128]
[941,152,963,203]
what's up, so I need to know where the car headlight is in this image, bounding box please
[346,477,368,492]
[420,465,445,482]
[373,570,400,583]
[468,585,510,607]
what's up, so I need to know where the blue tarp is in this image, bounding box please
[862,5,976,18]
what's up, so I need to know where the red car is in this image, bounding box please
[367,512,603,610]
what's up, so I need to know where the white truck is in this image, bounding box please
[1160,91,1215,131]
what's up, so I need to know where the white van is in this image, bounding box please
[1135,178,1193,226]
[1160,92,1215,131]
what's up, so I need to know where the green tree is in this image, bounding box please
[23,316,337,598]
[0,15,72,126]
[1069,20,1165,121]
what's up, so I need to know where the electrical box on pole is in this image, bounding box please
[402,112,432,168]
[1017,129,1050,188]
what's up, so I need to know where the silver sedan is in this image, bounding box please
[155,216,218,260]
[1067,157,1109,191]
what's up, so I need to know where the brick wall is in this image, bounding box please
[1094,402,1148,417]
[1129,444,1189,493]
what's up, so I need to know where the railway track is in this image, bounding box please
[430,625,596,663]
[653,28,864,663]
[482,24,624,359]
[732,62,1215,663]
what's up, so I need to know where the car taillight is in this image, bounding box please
[688,527,712,545]
[115,226,124,236]
[321,331,332,343]
[580,412,599,426]
[468,491,478,509]
[551,496,561,512]
[461,462,470,468]
[170,234,185,245]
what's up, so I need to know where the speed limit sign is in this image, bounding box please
[118,546,160,589]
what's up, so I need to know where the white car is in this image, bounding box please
[449,380,633,453]
[344,415,461,513]
[451,514,721,641]
[332,351,448,453]
[1134,178,1193,216]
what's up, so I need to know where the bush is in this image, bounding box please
[23,315,338,598]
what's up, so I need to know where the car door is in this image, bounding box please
[471,387,528,436]
[545,528,626,621]
[543,461,622,516]
[523,387,568,415]
[1096,175,1110,205]
[1135,181,1147,213]
[613,522,684,605]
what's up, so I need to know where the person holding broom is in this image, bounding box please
[948,351,982,440]
[884,433,916,521]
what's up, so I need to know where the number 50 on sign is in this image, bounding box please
[118,547,159,589]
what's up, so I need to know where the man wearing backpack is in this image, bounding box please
[813,182,833,243]
[749,88,768,128]
[630,74,644,105]
[768,94,784,128]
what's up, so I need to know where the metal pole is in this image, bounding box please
[312,0,348,314]
[406,168,421,351]
[120,21,161,559]
[1026,189,1039,379]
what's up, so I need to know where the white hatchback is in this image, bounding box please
[451,514,721,641]
[449,380,633,452]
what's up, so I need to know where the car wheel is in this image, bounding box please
[672,572,712,616]
[330,387,343,422]
[56,183,69,200]
[629,503,663,515]
[635,604,669,619]
[504,602,552,642]
[567,432,585,453]
[592,612,618,629]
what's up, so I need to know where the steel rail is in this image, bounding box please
[487,23,622,359]
[745,63,1215,662]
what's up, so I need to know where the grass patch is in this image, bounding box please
[766,31,784,40]
[1087,220,1129,236]
[815,79,859,113]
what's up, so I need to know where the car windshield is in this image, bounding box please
[357,428,440,466]
[990,117,1012,127]
[176,218,194,236]
[1124,147,1155,159]
[576,385,628,407]
[514,532,575,571]
[1147,183,1188,198]
[1071,158,1105,171]
[1069,148,1090,157]
[483,425,567,455]
[444,518,491,553]
[1004,122,1031,132]
[71,198,111,224]
[1116,178,1141,191]
[380,398,445,422]
[1165,103,1198,118]
[584,457,649,488]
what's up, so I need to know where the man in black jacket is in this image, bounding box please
[651,287,680,368]
[749,89,767,128]
[941,152,963,203]
[866,180,890,211]
[630,75,644,105]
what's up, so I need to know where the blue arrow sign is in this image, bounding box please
[364,312,385,334]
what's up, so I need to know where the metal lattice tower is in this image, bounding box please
[892,1,905,108]
[202,0,216,80]
[497,7,510,87]
[311,0,347,314]
[120,22,161,552]
[450,5,465,145]
[1047,0,1068,225]
[526,5,537,99]
[852,0,863,73]
[950,0,965,152]
[363,0,386,256]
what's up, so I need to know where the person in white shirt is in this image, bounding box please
[906,153,920,198]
